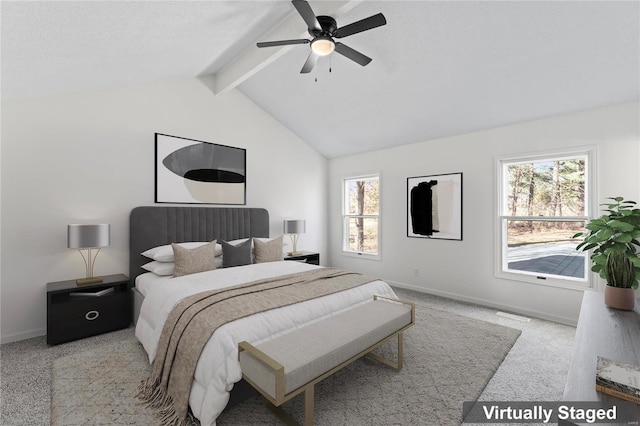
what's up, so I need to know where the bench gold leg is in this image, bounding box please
[263,385,315,426]
[365,332,404,371]
[397,332,404,370]
[304,385,315,426]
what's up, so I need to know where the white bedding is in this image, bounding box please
[135,261,397,425]
[135,270,169,297]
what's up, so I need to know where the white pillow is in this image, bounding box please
[142,257,223,276]
[142,241,222,262]
[142,261,175,276]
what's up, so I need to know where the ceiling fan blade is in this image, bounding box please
[292,0,321,31]
[257,39,310,48]
[334,42,372,66]
[300,51,319,73]
[335,13,387,38]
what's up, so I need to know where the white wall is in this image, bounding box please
[328,102,640,325]
[1,78,328,343]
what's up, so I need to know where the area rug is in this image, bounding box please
[51,304,521,425]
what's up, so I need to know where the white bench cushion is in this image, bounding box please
[239,300,412,399]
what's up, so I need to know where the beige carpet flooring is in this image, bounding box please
[50,302,520,425]
[0,288,576,425]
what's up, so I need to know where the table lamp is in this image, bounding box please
[283,220,305,256]
[68,224,110,284]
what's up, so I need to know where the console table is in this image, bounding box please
[563,291,639,422]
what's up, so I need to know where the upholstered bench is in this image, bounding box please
[238,295,415,426]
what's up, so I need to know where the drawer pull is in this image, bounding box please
[85,310,100,321]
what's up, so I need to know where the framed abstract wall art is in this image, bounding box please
[407,172,462,240]
[155,133,246,205]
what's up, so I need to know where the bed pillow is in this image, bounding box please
[172,241,218,277]
[141,261,175,276]
[221,238,252,268]
[142,258,223,276]
[142,241,222,262]
[254,236,284,263]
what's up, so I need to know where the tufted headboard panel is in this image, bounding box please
[129,206,269,284]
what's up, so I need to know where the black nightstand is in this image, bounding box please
[46,273,131,345]
[284,251,320,265]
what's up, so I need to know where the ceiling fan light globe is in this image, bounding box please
[311,37,335,56]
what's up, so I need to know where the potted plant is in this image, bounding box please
[574,197,640,310]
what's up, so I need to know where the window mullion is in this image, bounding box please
[501,216,587,222]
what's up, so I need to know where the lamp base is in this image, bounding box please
[76,276,103,285]
[288,251,303,256]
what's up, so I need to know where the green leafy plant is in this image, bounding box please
[574,197,640,289]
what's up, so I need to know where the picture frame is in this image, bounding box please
[407,172,462,240]
[155,133,246,205]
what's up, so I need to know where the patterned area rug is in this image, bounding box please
[51,339,157,425]
[51,304,520,425]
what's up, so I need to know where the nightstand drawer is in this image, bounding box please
[46,274,131,345]
[47,291,130,345]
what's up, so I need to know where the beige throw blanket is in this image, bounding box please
[138,267,376,425]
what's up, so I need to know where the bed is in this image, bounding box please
[130,206,398,425]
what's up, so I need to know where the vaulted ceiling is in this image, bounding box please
[2,1,638,158]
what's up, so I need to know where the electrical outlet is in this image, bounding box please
[413,268,419,276]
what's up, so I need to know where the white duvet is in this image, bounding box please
[135,261,397,425]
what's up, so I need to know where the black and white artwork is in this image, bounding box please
[155,133,246,205]
[407,172,462,240]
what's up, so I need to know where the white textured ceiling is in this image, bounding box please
[1,1,292,98]
[2,1,639,158]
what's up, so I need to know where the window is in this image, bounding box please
[342,174,380,258]
[496,148,595,288]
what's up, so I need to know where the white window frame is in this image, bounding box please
[342,173,381,260]
[494,146,597,290]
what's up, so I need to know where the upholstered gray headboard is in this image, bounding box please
[129,206,269,284]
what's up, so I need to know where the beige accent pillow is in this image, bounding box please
[254,236,284,263]
[172,240,217,277]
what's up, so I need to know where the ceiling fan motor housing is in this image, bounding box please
[310,16,338,37]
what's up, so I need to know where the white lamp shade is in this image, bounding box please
[68,224,110,249]
[283,220,306,234]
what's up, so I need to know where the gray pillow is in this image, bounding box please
[172,240,217,277]
[254,236,284,263]
[221,238,253,268]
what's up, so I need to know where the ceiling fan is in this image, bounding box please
[256,0,386,74]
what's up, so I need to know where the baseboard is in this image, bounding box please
[1,327,46,345]
[387,280,578,327]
